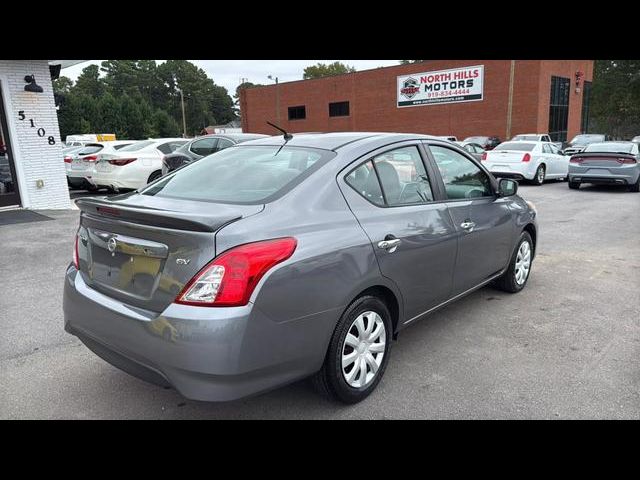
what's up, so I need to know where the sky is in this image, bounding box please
[61,60,400,94]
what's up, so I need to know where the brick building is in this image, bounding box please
[240,60,594,144]
[0,60,81,209]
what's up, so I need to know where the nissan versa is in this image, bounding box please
[63,132,538,403]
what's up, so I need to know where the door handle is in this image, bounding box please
[377,238,401,253]
[460,221,476,231]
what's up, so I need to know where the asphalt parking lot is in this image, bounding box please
[1,182,638,419]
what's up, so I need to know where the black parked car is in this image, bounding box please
[562,134,612,156]
[462,136,502,151]
[161,133,269,175]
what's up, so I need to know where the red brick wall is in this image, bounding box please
[241,60,594,141]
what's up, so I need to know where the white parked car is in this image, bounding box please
[436,136,458,142]
[66,140,138,190]
[482,141,568,185]
[511,133,552,142]
[89,138,187,191]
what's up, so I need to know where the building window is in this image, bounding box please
[329,101,350,117]
[548,76,570,142]
[581,81,592,134]
[288,105,306,120]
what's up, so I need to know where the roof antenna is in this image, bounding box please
[267,121,293,141]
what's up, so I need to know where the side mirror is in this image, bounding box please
[498,178,518,197]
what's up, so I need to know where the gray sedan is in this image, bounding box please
[568,141,640,192]
[63,132,538,403]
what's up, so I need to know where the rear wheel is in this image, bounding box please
[148,170,162,184]
[494,231,533,293]
[629,177,640,192]
[532,165,545,186]
[568,180,580,190]
[312,295,392,404]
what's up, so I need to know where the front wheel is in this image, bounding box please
[494,231,533,293]
[532,165,545,186]
[312,295,392,404]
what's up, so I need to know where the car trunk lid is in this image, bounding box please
[486,150,531,163]
[570,152,637,168]
[75,194,264,313]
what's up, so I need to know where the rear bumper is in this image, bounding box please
[91,168,145,190]
[568,169,639,186]
[63,267,338,401]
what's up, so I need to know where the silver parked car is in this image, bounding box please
[568,141,640,192]
[63,132,538,403]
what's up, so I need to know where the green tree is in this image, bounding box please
[74,64,105,98]
[97,92,123,135]
[152,109,181,137]
[303,62,356,79]
[590,60,640,138]
[53,76,73,94]
[119,95,145,139]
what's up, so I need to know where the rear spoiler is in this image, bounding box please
[569,151,636,159]
[75,198,238,233]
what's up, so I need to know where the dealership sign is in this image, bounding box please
[397,65,484,107]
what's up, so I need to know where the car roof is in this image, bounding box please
[239,132,442,151]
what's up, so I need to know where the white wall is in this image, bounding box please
[0,60,71,209]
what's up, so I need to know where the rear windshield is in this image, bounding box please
[464,136,488,143]
[141,145,335,204]
[512,135,539,141]
[119,140,155,152]
[494,142,535,152]
[570,134,605,145]
[584,142,635,153]
[77,144,103,155]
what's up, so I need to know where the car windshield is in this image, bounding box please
[118,140,155,152]
[494,142,535,152]
[141,145,334,204]
[584,142,635,154]
[570,134,605,145]
[464,136,488,143]
[512,135,539,141]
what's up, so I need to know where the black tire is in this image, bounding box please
[629,177,640,192]
[148,170,162,184]
[532,164,545,186]
[568,180,580,190]
[311,295,392,404]
[493,231,534,293]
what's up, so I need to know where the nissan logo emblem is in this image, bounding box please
[107,237,117,253]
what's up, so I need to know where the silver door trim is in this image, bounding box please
[402,270,505,326]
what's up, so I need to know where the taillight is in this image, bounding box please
[570,156,584,163]
[82,155,98,162]
[481,152,487,161]
[73,233,79,269]
[617,157,637,164]
[64,156,73,163]
[522,153,531,162]
[176,237,297,307]
[108,158,137,166]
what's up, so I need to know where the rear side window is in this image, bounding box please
[429,145,492,199]
[113,143,133,150]
[158,141,186,154]
[345,146,434,206]
[190,138,218,156]
[141,146,333,204]
[217,138,234,150]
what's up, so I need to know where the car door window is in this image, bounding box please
[542,143,553,154]
[190,138,218,156]
[373,147,434,205]
[429,145,493,199]
[217,138,234,151]
[345,161,384,206]
[157,142,186,154]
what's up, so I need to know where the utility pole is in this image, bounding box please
[179,88,187,138]
[506,60,515,140]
